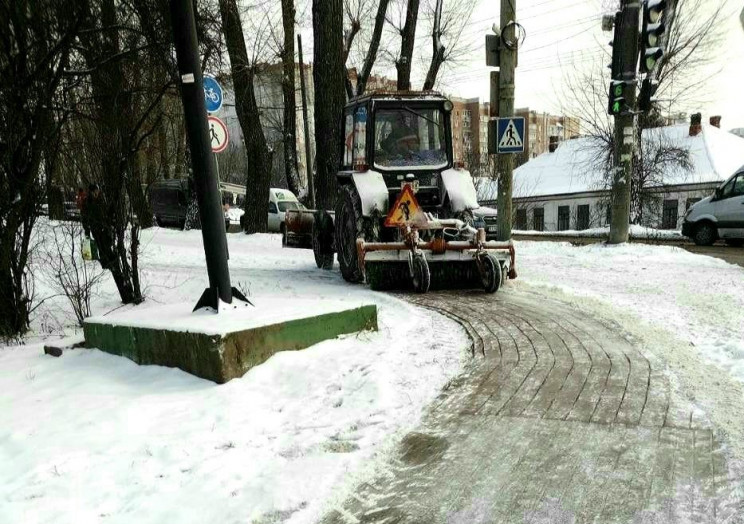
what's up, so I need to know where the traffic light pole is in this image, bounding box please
[170,0,247,311]
[496,0,516,242]
[609,0,640,245]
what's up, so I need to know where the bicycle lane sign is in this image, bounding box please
[203,75,223,113]
[497,117,525,154]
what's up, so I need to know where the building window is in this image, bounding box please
[558,205,570,231]
[662,199,679,229]
[576,204,590,230]
[515,208,527,230]
[686,197,701,210]
[533,208,544,231]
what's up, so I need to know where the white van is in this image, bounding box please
[682,166,744,246]
[268,188,304,233]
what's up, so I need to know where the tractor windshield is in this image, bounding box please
[374,107,448,170]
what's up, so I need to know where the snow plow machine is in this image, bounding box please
[312,91,516,293]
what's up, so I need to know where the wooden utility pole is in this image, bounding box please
[608,0,640,244]
[297,34,315,208]
[496,0,516,241]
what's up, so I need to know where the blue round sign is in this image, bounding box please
[203,75,223,113]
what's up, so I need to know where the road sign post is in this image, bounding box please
[169,0,247,311]
[207,116,229,153]
[496,117,525,154]
[203,76,223,114]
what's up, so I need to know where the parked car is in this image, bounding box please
[682,165,744,246]
[473,206,499,240]
[267,188,304,235]
[150,179,190,228]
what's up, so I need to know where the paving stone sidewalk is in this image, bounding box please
[322,290,744,524]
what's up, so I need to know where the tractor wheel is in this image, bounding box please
[335,185,365,282]
[479,254,502,294]
[693,222,716,246]
[410,253,431,293]
[312,213,334,270]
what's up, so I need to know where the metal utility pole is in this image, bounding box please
[170,0,245,310]
[496,0,516,242]
[609,1,640,244]
[297,34,315,209]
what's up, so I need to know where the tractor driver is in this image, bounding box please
[380,117,420,164]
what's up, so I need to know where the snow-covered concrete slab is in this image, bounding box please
[84,298,378,383]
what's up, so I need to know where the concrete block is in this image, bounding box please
[83,299,377,383]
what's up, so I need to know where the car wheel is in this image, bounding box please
[693,223,716,246]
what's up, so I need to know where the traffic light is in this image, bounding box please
[608,80,632,116]
[641,0,666,73]
[637,78,659,111]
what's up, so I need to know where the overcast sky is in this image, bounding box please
[435,0,744,130]
[294,0,744,131]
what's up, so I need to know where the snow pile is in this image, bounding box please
[1,228,470,524]
[514,224,685,240]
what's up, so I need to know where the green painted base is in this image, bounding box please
[83,304,378,384]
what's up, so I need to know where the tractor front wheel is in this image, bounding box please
[335,185,365,282]
[479,254,502,294]
[410,253,431,293]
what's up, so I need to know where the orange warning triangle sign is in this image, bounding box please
[384,184,427,227]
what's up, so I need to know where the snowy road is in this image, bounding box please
[322,289,744,523]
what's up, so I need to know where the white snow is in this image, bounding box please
[86,297,372,336]
[514,224,685,240]
[1,226,470,524]
[225,206,244,223]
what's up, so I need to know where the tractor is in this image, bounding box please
[309,91,516,293]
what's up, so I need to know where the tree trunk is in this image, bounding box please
[80,0,142,304]
[396,0,419,91]
[356,0,390,96]
[281,0,302,196]
[219,0,272,233]
[312,0,345,210]
[422,0,444,90]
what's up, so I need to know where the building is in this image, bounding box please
[515,107,581,162]
[477,116,744,232]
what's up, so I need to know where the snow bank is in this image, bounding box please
[1,227,470,524]
[514,224,685,240]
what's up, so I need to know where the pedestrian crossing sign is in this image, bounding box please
[497,117,525,154]
[384,184,427,227]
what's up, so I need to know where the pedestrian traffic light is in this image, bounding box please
[640,0,666,73]
[608,80,632,116]
[637,78,659,111]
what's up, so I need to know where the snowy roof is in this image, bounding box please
[477,124,744,200]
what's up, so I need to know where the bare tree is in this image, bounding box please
[421,0,477,90]
[280,0,302,196]
[40,221,106,327]
[313,0,346,210]
[395,0,419,90]
[0,0,85,338]
[219,0,274,233]
[353,0,391,96]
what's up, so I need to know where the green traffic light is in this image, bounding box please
[612,101,621,114]
[613,84,623,96]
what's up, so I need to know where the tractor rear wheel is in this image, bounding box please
[335,184,365,282]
